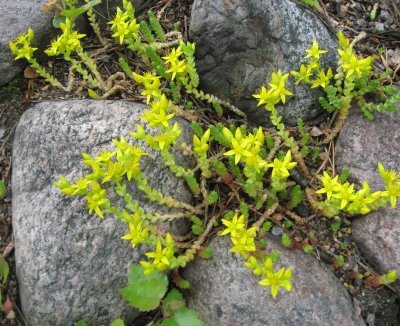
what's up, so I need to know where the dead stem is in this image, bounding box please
[318,107,350,145]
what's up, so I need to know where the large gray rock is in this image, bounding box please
[12,100,194,325]
[0,0,56,86]
[183,236,365,325]
[190,0,339,126]
[335,109,400,295]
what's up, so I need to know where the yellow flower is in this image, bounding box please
[267,150,297,179]
[141,107,175,129]
[230,227,257,258]
[121,220,149,248]
[378,163,398,187]
[193,129,211,155]
[145,239,174,271]
[133,72,162,103]
[108,7,128,29]
[112,21,130,44]
[311,68,333,89]
[244,256,263,276]
[332,182,356,209]
[338,48,373,78]
[44,36,63,56]
[268,70,293,104]
[9,30,38,61]
[223,128,252,165]
[163,47,183,64]
[166,59,187,80]
[253,86,278,107]
[382,182,400,208]
[315,171,339,200]
[220,214,246,237]
[85,181,110,219]
[291,64,312,84]
[305,40,328,59]
[259,260,293,298]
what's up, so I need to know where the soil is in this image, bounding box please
[0,0,399,325]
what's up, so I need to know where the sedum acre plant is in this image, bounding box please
[10,0,400,321]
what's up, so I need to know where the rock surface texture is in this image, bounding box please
[335,109,400,295]
[95,0,158,25]
[0,0,56,86]
[12,100,193,325]
[190,0,339,126]
[183,236,365,326]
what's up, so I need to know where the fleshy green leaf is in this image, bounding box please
[120,264,168,311]
[110,319,125,326]
[158,318,179,326]
[53,15,66,29]
[74,321,88,326]
[88,88,101,99]
[0,255,9,285]
[0,180,7,199]
[162,289,186,317]
[173,307,205,326]
[61,0,101,18]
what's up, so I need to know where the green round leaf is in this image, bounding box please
[173,307,205,326]
[120,264,168,312]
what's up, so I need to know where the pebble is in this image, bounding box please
[355,18,367,28]
[374,22,385,32]
[271,226,283,236]
[379,10,393,24]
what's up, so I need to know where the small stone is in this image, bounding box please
[374,22,385,32]
[339,5,348,17]
[355,19,367,28]
[366,313,375,326]
[271,226,283,236]
[379,10,394,24]
[388,48,400,66]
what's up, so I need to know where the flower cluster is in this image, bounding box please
[108,0,140,44]
[140,233,176,275]
[316,164,400,217]
[163,46,188,81]
[9,28,37,61]
[245,256,293,298]
[291,40,333,90]
[223,126,266,170]
[220,214,256,258]
[253,70,293,109]
[121,211,149,248]
[133,72,162,104]
[45,18,85,56]
[267,150,297,192]
[337,33,372,79]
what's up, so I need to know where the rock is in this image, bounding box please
[0,0,90,87]
[380,10,394,24]
[335,109,400,295]
[388,47,400,67]
[355,18,367,29]
[190,0,339,126]
[12,100,194,325]
[183,236,365,325]
[374,22,385,33]
[0,0,55,86]
[95,0,158,21]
